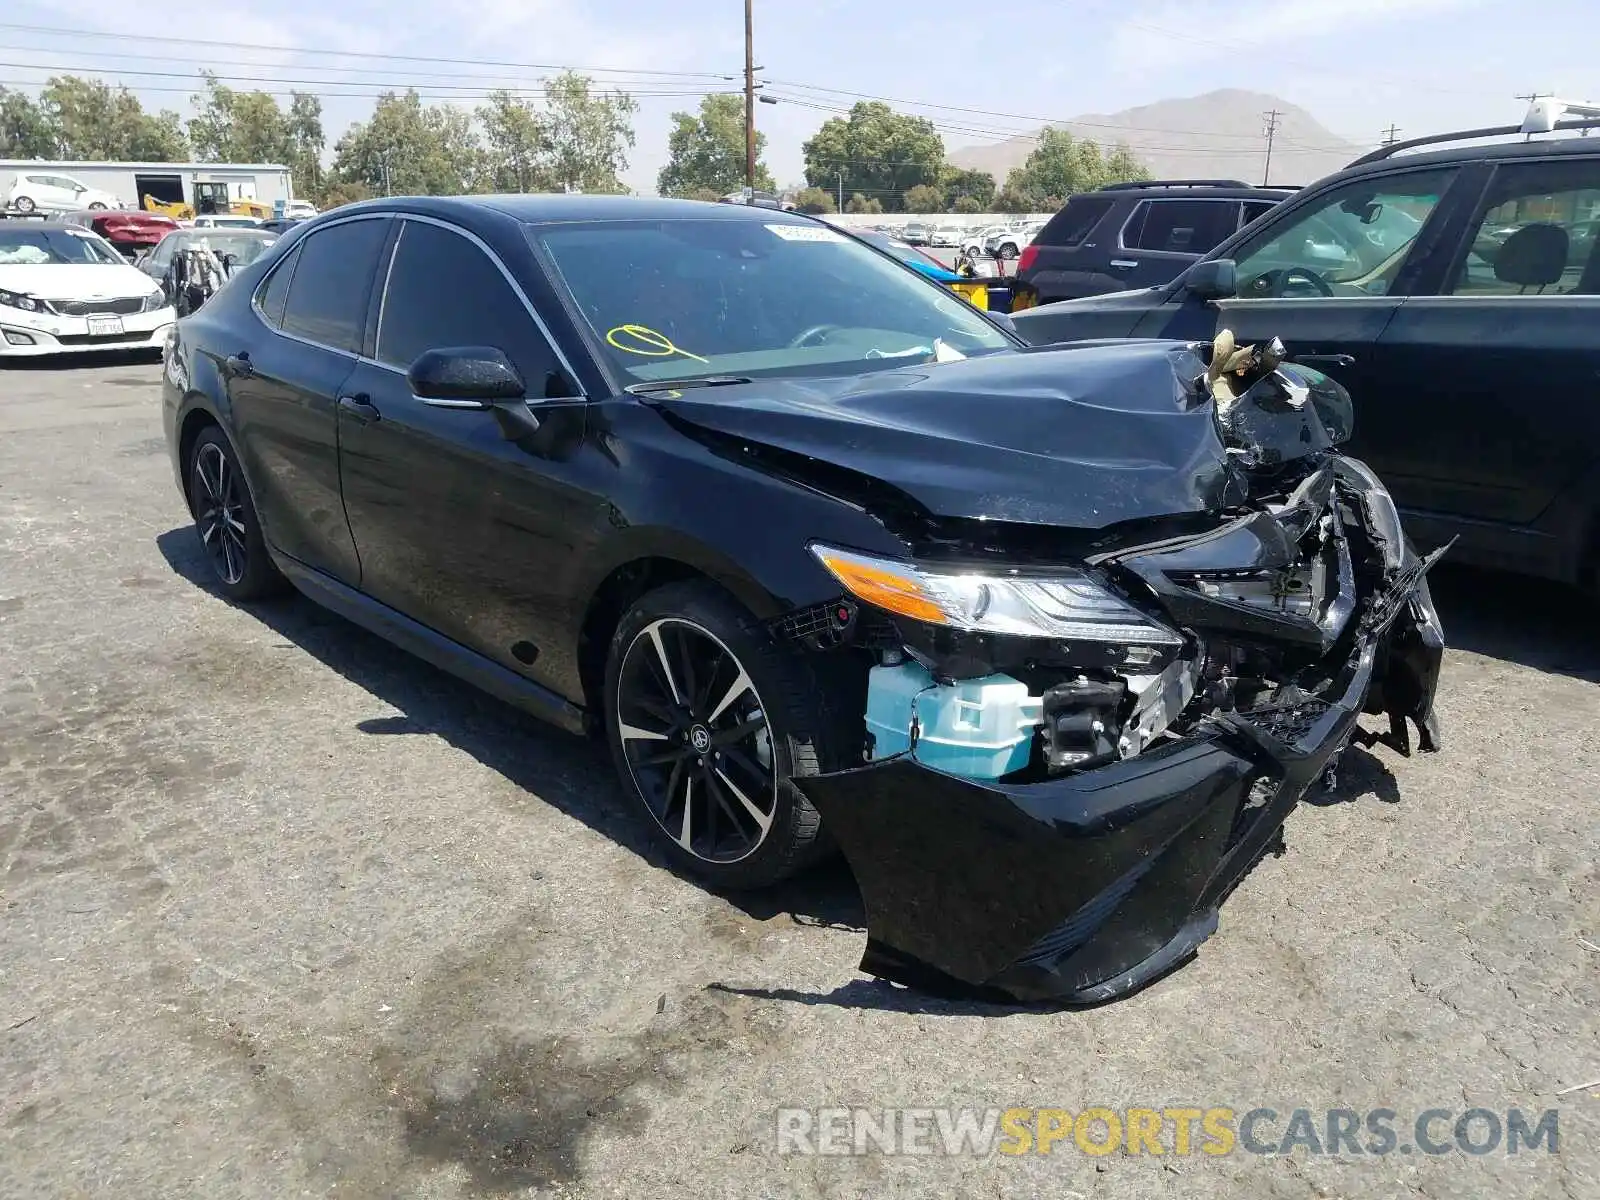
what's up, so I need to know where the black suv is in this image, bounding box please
[1016,179,1295,303]
[1013,111,1600,589]
[162,195,1443,1003]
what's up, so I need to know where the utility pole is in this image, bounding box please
[837,169,844,213]
[1261,108,1281,186]
[1381,124,1401,147]
[744,0,756,191]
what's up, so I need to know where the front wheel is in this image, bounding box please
[88,201,107,211]
[999,243,1019,260]
[604,581,834,889]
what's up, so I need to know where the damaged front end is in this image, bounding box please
[787,333,1447,1004]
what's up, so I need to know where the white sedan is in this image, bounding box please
[0,225,175,358]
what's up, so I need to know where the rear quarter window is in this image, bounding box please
[1037,196,1115,247]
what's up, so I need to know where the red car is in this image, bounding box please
[56,209,179,258]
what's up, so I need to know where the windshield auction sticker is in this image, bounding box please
[766,224,847,243]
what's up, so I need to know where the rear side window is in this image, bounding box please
[376,219,558,385]
[1123,199,1241,254]
[280,218,388,354]
[1038,196,1114,247]
[255,244,301,328]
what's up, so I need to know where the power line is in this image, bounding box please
[1381,124,1402,146]
[0,21,737,80]
[0,79,729,101]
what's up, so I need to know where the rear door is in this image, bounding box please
[226,214,391,584]
[1370,154,1600,574]
[1114,198,1243,290]
[1021,195,1118,301]
[336,215,592,683]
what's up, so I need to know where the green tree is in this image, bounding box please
[0,87,56,157]
[330,90,481,196]
[802,101,943,214]
[903,182,944,212]
[319,180,373,209]
[188,75,325,197]
[38,75,188,160]
[991,183,1035,214]
[792,185,836,214]
[941,167,996,210]
[657,93,773,197]
[541,72,637,194]
[844,192,882,214]
[477,90,551,192]
[1001,127,1151,210]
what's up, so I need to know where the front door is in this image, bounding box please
[1371,154,1600,573]
[336,216,594,688]
[1141,167,1469,475]
[225,215,391,584]
[1114,197,1244,291]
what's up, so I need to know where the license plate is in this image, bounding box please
[87,316,124,337]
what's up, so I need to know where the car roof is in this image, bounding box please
[326,194,818,226]
[1318,129,1600,189]
[1091,182,1296,201]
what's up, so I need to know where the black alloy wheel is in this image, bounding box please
[604,582,833,888]
[616,617,778,864]
[186,427,285,601]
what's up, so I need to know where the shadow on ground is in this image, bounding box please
[154,527,865,935]
[1428,563,1600,683]
[0,348,163,372]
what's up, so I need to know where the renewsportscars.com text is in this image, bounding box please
[775,1106,1561,1158]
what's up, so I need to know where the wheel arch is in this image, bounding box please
[176,400,223,504]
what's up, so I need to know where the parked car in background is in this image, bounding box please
[135,228,279,291]
[6,171,125,215]
[283,200,318,220]
[258,218,308,235]
[191,214,264,230]
[55,209,180,258]
[984,221,1047,259]
[929,226,961,247]
[0,224,173,357]
[901,221,930,245]
[1015,180,1295,303]
[1012,100,1600,588]
[961,224,1012,258]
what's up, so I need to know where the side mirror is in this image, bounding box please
[1186,258,1237,301]
[408,346,526,406]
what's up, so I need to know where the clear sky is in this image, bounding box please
[3,0,1595,190]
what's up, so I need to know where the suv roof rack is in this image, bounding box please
[1098,178,1252,191]
[1350,98,1600,167]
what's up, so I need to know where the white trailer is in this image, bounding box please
[0,160,294,215]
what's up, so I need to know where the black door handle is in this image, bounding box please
[224,352,253,378]
[338,394,381,423]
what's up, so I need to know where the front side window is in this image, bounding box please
[1448,158,1600,296]
[377,219,555,384]
[279,218,388,353]
[531,218,1013,386]
[1231,169,1457,298]
[1123,200,1240,255]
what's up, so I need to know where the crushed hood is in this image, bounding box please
[648,340,1238,530]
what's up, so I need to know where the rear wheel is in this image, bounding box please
[999,242,1019,260]
[604,581,833,889]
[88,201,107,211]
[186,427,286,601]
[12,195,35,214]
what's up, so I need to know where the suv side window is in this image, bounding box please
[1231,168,1458,298]
[376,218,558,386]
[279,218,388,353]
[1447,158,1600,296]
[1038,196,1114,247]
[1123,199,1240,254]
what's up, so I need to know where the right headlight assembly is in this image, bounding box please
[810,544,1183,646]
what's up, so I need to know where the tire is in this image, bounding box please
[1000,243,1019,260]
[185,426,287,601]
[88,202,107,211]
[12,195,35,214]
[604,580,836,889]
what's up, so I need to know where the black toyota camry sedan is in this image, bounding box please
[162,195,1446,1003]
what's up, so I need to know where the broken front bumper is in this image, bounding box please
[795,481,1447,1005]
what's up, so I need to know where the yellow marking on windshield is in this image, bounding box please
[605,324,709,363]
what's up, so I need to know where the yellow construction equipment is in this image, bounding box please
[142,182,273,222]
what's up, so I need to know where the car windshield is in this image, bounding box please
[0,228,123,265]
[531,218,1011,384]
[172,233,276,265]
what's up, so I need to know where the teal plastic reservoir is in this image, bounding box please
[865,661,1042,780]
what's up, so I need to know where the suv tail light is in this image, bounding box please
[1017,244,1039,274]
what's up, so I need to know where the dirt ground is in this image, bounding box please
[1,353,1596,1199]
